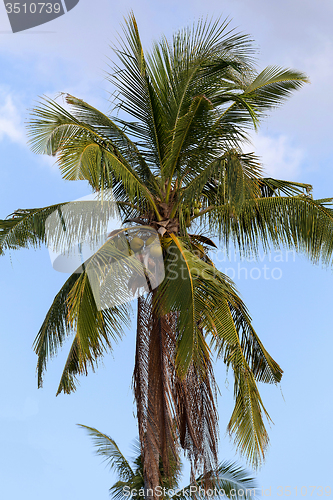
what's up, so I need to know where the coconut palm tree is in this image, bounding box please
[2,12,333,494]
[79,424,258,500]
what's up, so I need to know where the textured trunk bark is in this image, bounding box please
[134,293,219,497]
[134,292,178,499]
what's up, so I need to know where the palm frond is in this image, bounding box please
[209,285,279,466]
[182,151,262,218]
[165,94,214,187]
[207,195,333,262]
[227,368,271,469]
[155,235,280,467]
[64,94,161,195]
[28,97,160,215]
[0,203,68,254]
[156,236,212,376]
[243,66,309,112]
[109,12,167,169]
[78,425,134,481]
[174,460,258,499]
[259,178,312,197]
[33,268,130,393]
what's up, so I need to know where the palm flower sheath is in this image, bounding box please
[1,14,333,496]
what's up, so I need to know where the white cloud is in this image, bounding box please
[0,90,26,145]
[243,133,304,180]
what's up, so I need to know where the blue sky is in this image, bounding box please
[0,1,333,498]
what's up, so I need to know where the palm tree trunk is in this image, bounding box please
[134,292,179,498]
[134,292,219,497]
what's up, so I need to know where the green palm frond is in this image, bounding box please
[33,268,130,394]
[0,203,68,254]
[182,151,263,220]
[206,195,333,261]
[227,368,271,469]
[202,272,279,467]
[259,178,312,197]
[0,197,130,263]
[28,97,160,215]
[155,236,214,376]
[63,95,161,195]
[110,13,167,169]
[212,460,257,498]
[81,424,258,500]
[78,425,134,481]
[211,67,308,132]
[206,269,282,385]
[157,236,281,371]
[175,460,258,499]
[243,66,309,111]
[155,235,280,467]
[165,94,214,187]
[33,271,81,388]
[153,236,281,468]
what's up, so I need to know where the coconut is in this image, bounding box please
[145,235,157,246]
[130,237,144,252]
[150,244,163,257]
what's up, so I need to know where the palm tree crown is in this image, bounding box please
[1,12,333,494]
[79,425,258,500]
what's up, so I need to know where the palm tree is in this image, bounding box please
[2,12,333,494]
[79,424,258,500]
